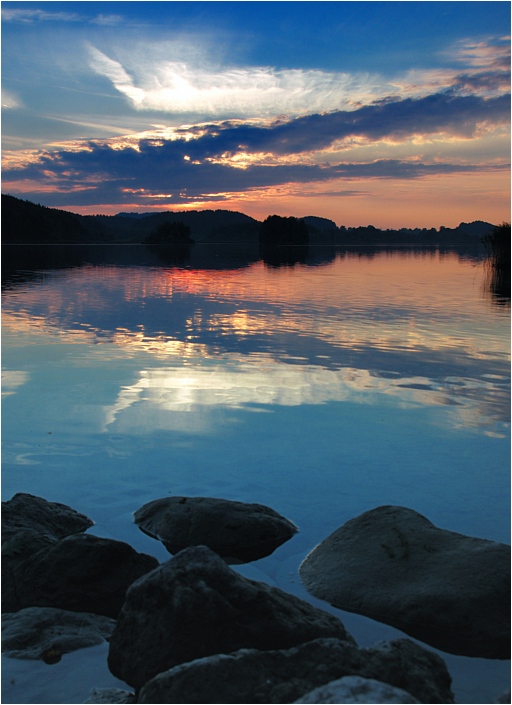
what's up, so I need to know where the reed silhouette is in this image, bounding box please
[483,222,511,306]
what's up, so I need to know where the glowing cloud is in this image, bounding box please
[86,36,510,120]
[87,44,380,117]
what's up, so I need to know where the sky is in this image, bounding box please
[1,1,510,228]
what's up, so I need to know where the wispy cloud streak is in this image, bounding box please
[87,44,378,117]
[1,8,123,25]
[85,37,511,120]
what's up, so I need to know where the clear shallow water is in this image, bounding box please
[2,245,510,704]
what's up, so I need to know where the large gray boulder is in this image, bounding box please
[134,496,298,563]
[108,546,354,690]
[299,505,510,658]
[2,533,159,618]
[294,675,420,703]
[2,493,94,568]
[2,607,116,659]
[137,637,453,704]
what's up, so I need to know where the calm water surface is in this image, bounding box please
[2,245,510,704]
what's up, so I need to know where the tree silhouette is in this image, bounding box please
[145,221,193,245]
[259,215,309,246]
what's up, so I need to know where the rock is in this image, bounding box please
[294,675,420,703]
[2,493,94,541]
[137,637,453,704]
[2,529,57,570]
[134,496,298,563]
[84,688,135,703]
[108,546,354,690]
[2,533,159,618]
[299,505,511,658]
[2,493,94,568]
[2,606,116,659]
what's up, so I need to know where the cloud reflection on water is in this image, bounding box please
[2,250,509,437]
[100,362,509,438]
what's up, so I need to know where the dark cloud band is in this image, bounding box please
[3,91,509,208]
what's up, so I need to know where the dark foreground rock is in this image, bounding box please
[2,606,116,659]
[2,493,94,568]
[2,492,93,539]
[108,546,354,690]
[299,505,511,658]
[137,637,453,704]
[85,689,135,704]
[294,675,420,703]
[2,534,158,618]
[2,529,56,571]
[134,496,298,563]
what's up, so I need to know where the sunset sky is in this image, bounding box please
[2,1,510,227]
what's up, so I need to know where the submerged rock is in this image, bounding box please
[299,505,511,658]
[134,496,298,563]
[108,545,354,690]
[294,675,420,703]
[2,534,159,618]
[2,606,115,659]
[137,637,453,704]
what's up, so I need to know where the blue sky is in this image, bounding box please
[2,1,510,226]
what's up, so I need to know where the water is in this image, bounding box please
[2,244,510,704]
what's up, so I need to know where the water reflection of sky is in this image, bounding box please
[2,252,510,436]
[2,249,510,704]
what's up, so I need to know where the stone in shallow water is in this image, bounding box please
[299,505,511,658]
[2,607,116,659]
[2,493,94,568]
[2,534,159,618]
[108,545,354,690]
[2,493,94,540]
[293,675,420,703]
[137,637,452,704]
[134,496,298,563]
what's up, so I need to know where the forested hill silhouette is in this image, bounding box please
[1,194,495,246]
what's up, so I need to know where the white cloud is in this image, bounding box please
[86,35,510,121]
[446,37,511,68]
[1,8,81,23]
[1,8,122,25]
[1,89,22,109]
[88,40,416,119]
[86,44,391,118]
[87,45,145,106]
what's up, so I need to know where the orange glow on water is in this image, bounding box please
[3,250,503,354]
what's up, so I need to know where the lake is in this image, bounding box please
[1,243,510,704]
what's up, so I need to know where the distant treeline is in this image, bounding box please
[1,194,496,246]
